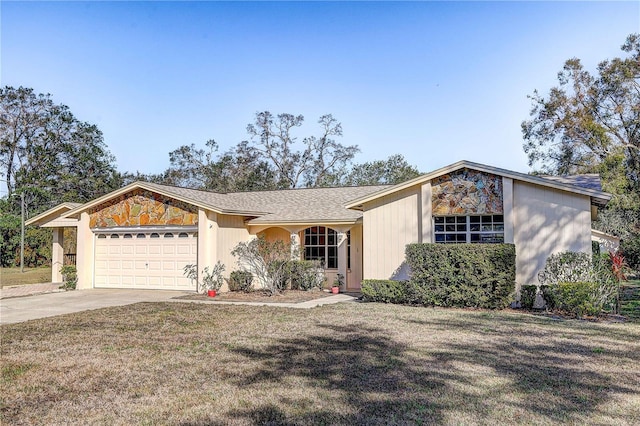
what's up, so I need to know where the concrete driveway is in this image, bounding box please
[0,289,188,325]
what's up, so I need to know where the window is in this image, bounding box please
[178,232,189,238]
[123,234,132,239]
[150,233,160,239]
[304,226,338,269]
[164,233,174,238]
[137,234,146,239]
[97,234,107,239]
[110,234,119,239]
[434,215,504,244]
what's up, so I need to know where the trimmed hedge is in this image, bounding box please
[405,243,516,309]
[361,280,408,303]
[519,284,538,309]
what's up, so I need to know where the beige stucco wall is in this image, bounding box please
[216,214,252,290]
[197,209,218,291]
[76,212,94,290]
[362,185,420,280]
[513,181,592,285]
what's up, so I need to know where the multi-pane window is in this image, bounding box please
[304,226,338,269]
[434,215,504,243]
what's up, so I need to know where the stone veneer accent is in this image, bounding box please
[89,189,198,228]
[431,169,503,215]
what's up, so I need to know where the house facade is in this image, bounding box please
[27,160,611,291]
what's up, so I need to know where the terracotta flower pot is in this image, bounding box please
[207,290,217,297]
[331,286,339,294]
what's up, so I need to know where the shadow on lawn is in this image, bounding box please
[208,316,639,426]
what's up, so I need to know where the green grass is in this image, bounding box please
[1,302,639,425]
[0,267,52,288]
[620,279,640,321]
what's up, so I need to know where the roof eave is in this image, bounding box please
[25,202,81,226]
[247,218,362,226]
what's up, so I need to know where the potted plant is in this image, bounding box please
[183,262,225,297]
[202,261,226,297]
[332,273,344,294]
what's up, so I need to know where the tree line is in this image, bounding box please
[1,33,638,269]
[0,89,420,267]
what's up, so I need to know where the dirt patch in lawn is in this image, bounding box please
[175,289,334,303]
[2,303,639,425]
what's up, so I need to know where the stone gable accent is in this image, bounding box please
[432,169,503,215]
[89,189,198,228]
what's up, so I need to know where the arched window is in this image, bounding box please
[303,227,338,269]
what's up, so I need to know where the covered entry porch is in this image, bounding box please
[25,203,80,283]
[250,222,364,291]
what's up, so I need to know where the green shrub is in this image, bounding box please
[361,280,408,303]
[227,270,253,292]
[404,243,516,309]
[519,285,538,309]
[289,260,325,291]
[539,252,595,286]
[59,265,77,291]
[539,285,556,309]
[539,251,619,315]
[552,281,617,317]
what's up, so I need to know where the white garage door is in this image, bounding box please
[94,229,197,290]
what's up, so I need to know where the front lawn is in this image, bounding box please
[621,279,640,321]
[0,267,52,288]
[2,302,639,425]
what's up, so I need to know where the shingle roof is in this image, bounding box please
[140,182,389,222]
[224,186,390,224]
[63,181,390,224]
[539,174,603,191]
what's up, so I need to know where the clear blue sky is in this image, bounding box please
[1,1,639,182]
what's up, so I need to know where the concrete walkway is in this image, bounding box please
[175,293,357,309]
[0,288,358,325]
[1,282,64,299]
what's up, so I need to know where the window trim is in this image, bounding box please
[434,215,505,244]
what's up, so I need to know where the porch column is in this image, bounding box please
[290,232,301,260]
[197,209,218,292]
[76,212,94,290]
[52,228,64,282]
[337,231,348,290]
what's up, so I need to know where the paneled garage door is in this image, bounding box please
[94,229,197,290]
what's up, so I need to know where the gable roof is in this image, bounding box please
[62,181,389,225]
[344,160,612,209]
[25,202,82,227]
